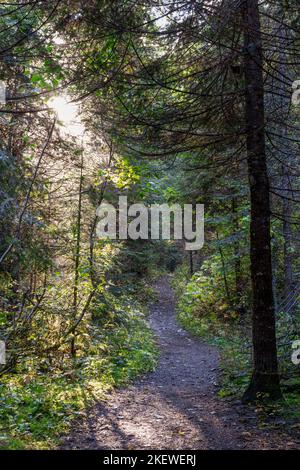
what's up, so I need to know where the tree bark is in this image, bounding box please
[232,198,242,299]
[216,230,231,305]
[282,164,293,299]
[189,251,194,276]
[242,0,282,401]
[71,153,84,357]
[277,12,293,300]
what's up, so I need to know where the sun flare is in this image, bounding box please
[48,96,85,136]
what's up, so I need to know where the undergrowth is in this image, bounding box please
[173,265,300,430]
[0,284,158,450]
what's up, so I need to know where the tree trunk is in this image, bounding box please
[71,153,84,357]
[189,251,194,276]
[232,198,242,299]
[242,0,281,401]
[277,11,293,300]
[216,230,231,306]
[282,164,293,299]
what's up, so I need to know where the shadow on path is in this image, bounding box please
[61,276,295,450]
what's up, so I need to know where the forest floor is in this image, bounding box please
[61,276,298,450]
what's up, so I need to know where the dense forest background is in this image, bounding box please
[0,0,299,449]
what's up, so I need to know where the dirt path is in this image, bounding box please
[61,276,297,450]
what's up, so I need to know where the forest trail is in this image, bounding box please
[61,276,296,450]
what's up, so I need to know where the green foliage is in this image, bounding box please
[174,260,249,325]
[175,263,300,425]
[0,0,299,445]
[0,289,157,450]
